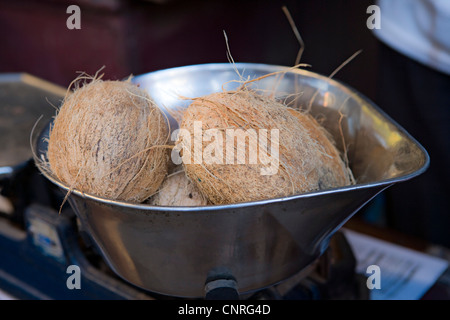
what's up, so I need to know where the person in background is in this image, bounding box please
[372,0,450,248]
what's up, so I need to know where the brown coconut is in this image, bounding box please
[176,88,353,204]
[47,78,169,202]
[287,108,354,190]
[149,166,208,206]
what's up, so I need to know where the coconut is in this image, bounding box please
[149,166,208,206]
[176,87,353,204]
[46,78,169,202]
[287,108,354,189]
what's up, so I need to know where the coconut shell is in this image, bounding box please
[149,168,208,206]
[177,89,353,204]
[47,79,169,202]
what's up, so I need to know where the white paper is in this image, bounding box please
[342,228,449,300]
[0,289,15,300]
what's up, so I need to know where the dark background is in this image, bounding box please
[0,0,379,98]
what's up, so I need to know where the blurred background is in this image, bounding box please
[0,0,379,95]
[0,0,448,249]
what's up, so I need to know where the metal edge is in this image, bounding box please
[0,73,67,97]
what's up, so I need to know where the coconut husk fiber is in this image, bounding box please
[287,108,354,189]
[46,77,170,203]
[176,87,354,205]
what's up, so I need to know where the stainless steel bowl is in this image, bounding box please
[34,63,429,298]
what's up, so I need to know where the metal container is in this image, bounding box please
[34,63,429,298]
